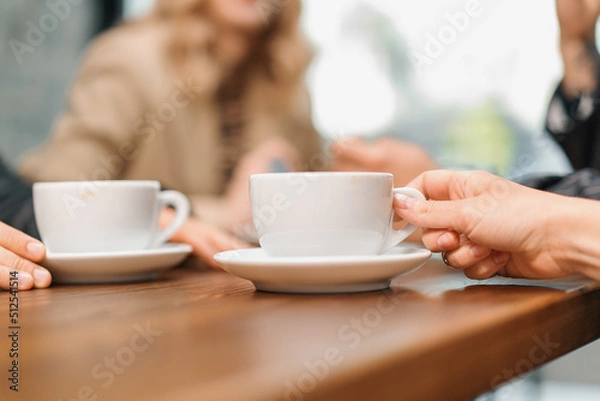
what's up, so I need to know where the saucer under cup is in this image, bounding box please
[44,243,193,284]
[214,246,431,294]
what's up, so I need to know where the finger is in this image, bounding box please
[0,247,52,288]
[190,238,221,269]
[496,267,509,277]
[405,170,470,201]
[329,137,364,155]
[330,138,376,165]
[208,228,250,253]
[394,195,479,233]
[216,234,251,252]
[197,226,249,269]
[330,155,377,172]
[405,170,500,202]
[441,241,492,270]
[167,223,221,269]
[329,160,364,172]
[421,229,460,252]
[0,223,46,262]
[463,252,508,280]
[0,265,34,291]
[493,252,512,277]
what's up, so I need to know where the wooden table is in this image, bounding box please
[1,256,599,401]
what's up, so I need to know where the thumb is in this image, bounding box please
[394,195,479,234]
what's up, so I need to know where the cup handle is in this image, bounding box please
[380,187,425,254]
[152,191,191,248]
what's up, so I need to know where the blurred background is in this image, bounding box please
[0,0,597,399]
[0,0,573,177]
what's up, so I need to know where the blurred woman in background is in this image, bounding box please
[20,0,322,235]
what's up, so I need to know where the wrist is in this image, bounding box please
[560,41,600,98]
[547,196,600,281]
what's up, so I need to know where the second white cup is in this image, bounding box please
[250,172,424,257]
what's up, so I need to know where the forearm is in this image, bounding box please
[190,195,229,228]
[556,0,599,43]
[549,196,600,281]
[560,40,600,98]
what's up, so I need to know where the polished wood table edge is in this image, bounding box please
[135,263,600,401]
[304,286,600,401]
[2,261,599,401]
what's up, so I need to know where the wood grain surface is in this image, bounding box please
[1,256,599,401]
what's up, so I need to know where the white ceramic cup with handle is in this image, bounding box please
[33,181,190,253]
[250,172,424,257]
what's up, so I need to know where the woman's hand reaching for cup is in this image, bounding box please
[330,137,439,187]
[224,138,301,232]
[0,222,52,290]
[161,210,250,269]
[393,170,597,281]
[191,138,301,235]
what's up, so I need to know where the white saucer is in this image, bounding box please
[43,243,193,284]
[214,246,432,294]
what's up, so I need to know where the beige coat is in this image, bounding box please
[20,22,323,219]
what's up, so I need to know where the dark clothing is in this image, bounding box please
[546,83,600,170]
[521,83,600,200]
[519,168,600,199]
[0,158,38,238]
[95,0,124,36]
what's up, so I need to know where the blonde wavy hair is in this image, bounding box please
[150,0,313,98]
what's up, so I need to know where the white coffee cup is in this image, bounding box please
[33,181,190,253]
[250,172,425,257]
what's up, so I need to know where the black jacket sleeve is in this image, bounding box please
[0,158,39,238]
[545,83,600,170]
[518,168,600,200]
